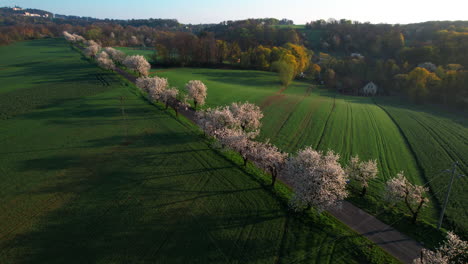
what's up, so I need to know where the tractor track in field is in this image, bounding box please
[259,85,288,109]
[316,95,336,149]
[409,114,467,175]
[372,99,432,188]
[267,85,315,143]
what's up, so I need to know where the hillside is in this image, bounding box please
[0,38,399,263]
[153,67,467,236]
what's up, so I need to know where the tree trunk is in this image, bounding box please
[360,186,367,197]
[165,102,169,109]
[175,108,178,117]
[194,100,197,109]
[412,199,425,224]
[243,157,247,166]
[271,173,277,187]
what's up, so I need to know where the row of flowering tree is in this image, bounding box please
[64,31,433,224]
[64,31,151,77]
[64,31,466,261]
[196,100,434,223]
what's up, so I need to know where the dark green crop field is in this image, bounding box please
[0,39,398,263]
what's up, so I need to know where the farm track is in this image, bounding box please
[372,100,429,181]
[267,85,314,144]
[316,95,336,149]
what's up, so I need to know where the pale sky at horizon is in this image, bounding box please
[1,0,467,25]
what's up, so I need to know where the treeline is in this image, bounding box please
[201,19,300,49]
[1,10,467,109]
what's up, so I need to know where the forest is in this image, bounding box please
[1,8,467,109]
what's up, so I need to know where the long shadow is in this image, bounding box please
[3,145,290,263]
[192,70,279,88]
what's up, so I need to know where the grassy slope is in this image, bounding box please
[0,39,397,263]
[154,67,467,241]
[375,98,468,234]
[154,68,424,192]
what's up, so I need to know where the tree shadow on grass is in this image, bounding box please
[192,70,279,88]
[3,146,291,263]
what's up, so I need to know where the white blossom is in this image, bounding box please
[251,141,288,186]
[413,231,467,264]
[161,87,179,108]
[96,51,115,70]
[286,147,348,211]
[216,128,258,166]
[229,102,264,132]
[103,47,126,64]
[84,40,101,58]
[345,155,378,196]
[63,31,75,42]
[385,172,429,223]
[135,76,168,101]
[185,80,207,109]
[196,106,239,137]
[123,55,151,76]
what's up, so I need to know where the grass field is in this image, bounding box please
[375,98,468,235]
[154,67,467,238]
[114,46,154,60]
[0,39,398,263]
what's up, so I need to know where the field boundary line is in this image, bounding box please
[372,99,443,217]
[316,94,336,149]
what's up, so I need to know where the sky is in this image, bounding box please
[1,0,467,25]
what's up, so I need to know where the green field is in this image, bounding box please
[375,98,468,234]
[154,67,467,235]
[0,39,399,263]
[114,46,154,60]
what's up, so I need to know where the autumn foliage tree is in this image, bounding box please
[286,147,348,212]
[385,172,429,223]
[272,60,295,87]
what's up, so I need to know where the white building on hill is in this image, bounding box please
[362,82,378,96]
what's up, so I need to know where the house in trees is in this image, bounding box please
[362,82,378,96]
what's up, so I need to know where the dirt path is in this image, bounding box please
[114,67,198,123]
[329,201,424,264]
